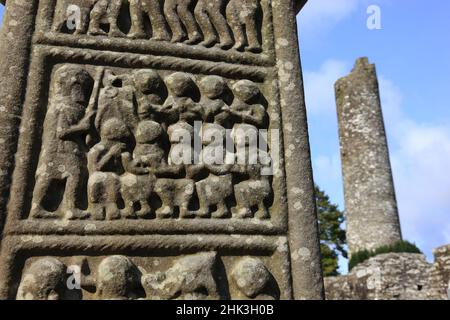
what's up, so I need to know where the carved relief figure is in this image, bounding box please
[164,0,201,44]
[194,0,233,49]
[120,121,165,219]
[227,79,267,128]
[96,256,143,300]
[88,0,126,37]
[226,0,262,52]
[51,0,266,54]
[232,124,271,219]
[28,66,273,221]
[154,122,195,219]
[132,69,167,122]
[231,257,278,300]
[95,70,139,133]
[196,124,233,218]
[31,65,94,220]
[17,258,67,300]
[141,252,221,299]
[198,75,231,125]
[162,72,203,125]
[128,0,170,40]
[87,118,131,220]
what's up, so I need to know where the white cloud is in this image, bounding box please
[304,60,349,116]
[378,76,403,126]
[298,0,360,34]
[390,121,450,257]
[379,74,450,256]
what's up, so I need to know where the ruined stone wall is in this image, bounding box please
[325,249,450,300]
[430,245,450,299]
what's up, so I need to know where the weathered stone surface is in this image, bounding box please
[0,0,323,299]
[430,244,450,300]
[325,253,445,300]
[231,256,279,299]
[16,257,68,300]
[335,57,402,255]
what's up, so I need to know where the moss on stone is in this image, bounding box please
[349,241,422,271]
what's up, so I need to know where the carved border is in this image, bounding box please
[40,45,269,81]
[34,0,276,67]
[0,235,293,299]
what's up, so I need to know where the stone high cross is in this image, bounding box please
[0,0,323,300]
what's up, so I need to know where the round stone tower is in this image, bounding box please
[335,57,402,256]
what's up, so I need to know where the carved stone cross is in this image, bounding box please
[0,0,322,300]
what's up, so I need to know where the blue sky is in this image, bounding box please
[1,2,449,271]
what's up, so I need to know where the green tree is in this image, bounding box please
[315,185,347,276]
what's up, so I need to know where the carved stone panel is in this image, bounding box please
[0,0,323,299]
[15,251,288,300]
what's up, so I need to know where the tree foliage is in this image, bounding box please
[315,185,347,276]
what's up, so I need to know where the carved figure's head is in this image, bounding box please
[231,257,271,299]
[135,120,163,144]
[232,80,260,103]
[96,256,142,300]
[165,72,197,98]
[16,258,67,300]
[52,65,93,104]
[133,70,164,95]
[100,118,131,142]
[199,76,227,99]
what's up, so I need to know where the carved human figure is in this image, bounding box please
[88,118,131,220]
[198,75,231,126]
[226,79,267,128]
[120,120,166,219]
[88,0,126,37]
[194,0,233,48]
[17,258,67,300]
[154,122,196,219]
[52,0,95,34]
[96,256,142,300]
[132,69,167,123]
[162,72,203,125]
[164,0,201,44]
[31,65,94,220]
[226,0,262,52]
[96,70,139,134]
[141,252,221,300]
[128,0,170,40]
[231,124,271,219]
[196,124,233,218]
[231,257,278,300]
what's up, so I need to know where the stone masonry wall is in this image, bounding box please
[325,249,450,300]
